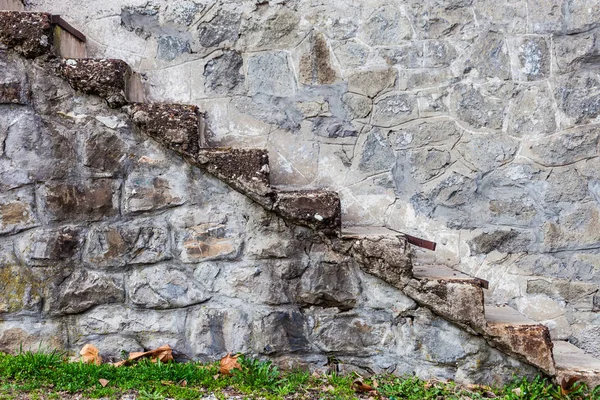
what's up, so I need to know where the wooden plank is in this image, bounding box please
[50,15,85,42]
[54,26,87,58]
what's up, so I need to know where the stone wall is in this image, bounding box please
[28,0,600,357]
[0,49,539,384]
[4,0,600,376]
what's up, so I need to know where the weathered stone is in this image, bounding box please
[0,187,37,235]
[176,222,241,263]
[84,224,171,268]
[349,235,412,289]
[126,103,201,156]
[186,306,251,358]
[310,309,393,355]
[84,129,126,174]
[544,169,588,203]
[526,0,564,33]
[299,32,338,85]
[506,84,557,137]
[405,279,486,329]
[247,51,296,97]
[46,269,124,315]
[0,51,29,104]
[358,129,395,173]
[120,3,160,39]
[389,119,461,149]
[311,117,356,139]
[123,163,187,214]
[296,260,360,311]
[340,93,371,120]
[456,134,518,173]
[395,148,452,184]
[238,5,301,51]
[378,43,422,68]
[0,12,53,58]
[552,32,599,74]
[565,0,600,34]
[372,93,418,127]
[347,68,396,99]
[527,278,598,305]
[0,319,65,354]
[129,266,209,309]
[19,226,84,265]
[484,306,555,375]
[192,148,271,202]
[409,3,474,39]
[452,84,506,130]
[509,36,550,81]
[358,5,411,45]
[333,41,369,69]
[423,40,457,68]
[197,9,241,48]
[0,264,41,314]
[571,326,600,358]
[41,179,119,222]
[469,230,520,255]
[554,71,600,127]
[464,32,510,80]
[253,310,310,355]
[59,58,131,108]
[273,190,341,235]
[157,35,190,61]
[524,126,600,167]
[473,0,527,34]
[542,203,600,252]
[203,50,245,95]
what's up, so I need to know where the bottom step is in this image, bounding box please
[553,341,600,389]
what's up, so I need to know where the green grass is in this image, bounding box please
[0,350,599,399]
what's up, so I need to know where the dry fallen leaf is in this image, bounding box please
[80,344,102,365]
[560,376,581,396]
[112,345,174,367]
[511,388,522,396]
[219,353,241,376]
[371,379,379,389]
[98,379,109,387]
[353,379,374,393]
[179,380,187,387]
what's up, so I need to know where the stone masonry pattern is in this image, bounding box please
[25,0,599,358]
[0,0,599,385]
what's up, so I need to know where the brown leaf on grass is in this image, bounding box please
[219,353,241,376]
[98,379,109,387]
[371,379,379,389]
[560,376,581,396]
[80,344,102,365]
[353,379,375,393]
[112,345,174,367]
[179,380,187,387]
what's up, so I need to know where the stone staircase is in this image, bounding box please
[1,8,599,389]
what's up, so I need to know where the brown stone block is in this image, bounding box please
[126,103,201,156]
[0,12,53,58]
[0,319,66,354]
[59,58,131,108]
[21,226,84,265]
[273,190,341,235]
[41,179,119,222]
[84,131,126,174]
[177,222,240,263]
[0,187,38,235]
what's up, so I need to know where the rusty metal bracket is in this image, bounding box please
[51,15,86,43]
[404,234,437,251]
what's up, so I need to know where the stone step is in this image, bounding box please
[195,148,272,202]
[484,305,555,375]
[0,0,24,11]
[413,265,489,289]
[59,58,132,108]
[341,226,404,239]
[126,103,202,156]
[553,341,600,389]
[0,12,54,58]
[273,190,341,235]
[404,264,486,330]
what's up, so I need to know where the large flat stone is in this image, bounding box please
[484,306,555,375]
[553,340,600,389]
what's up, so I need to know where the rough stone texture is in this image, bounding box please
[126,103,201,156]
[59,58,130,108]
[0,12,52,58]
[274,190,341,235]
[3,0,600,384]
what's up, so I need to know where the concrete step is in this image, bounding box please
[484,305,555,375]
[341,226,403,239]
[553,341,600,389]
[273,190,341,235]
[413,264,489,289]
